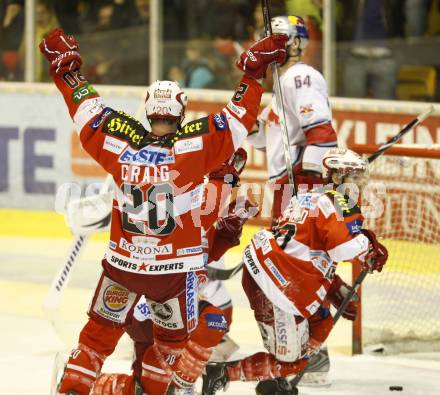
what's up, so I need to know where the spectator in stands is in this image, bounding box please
[0,0,24,81]
[168,38,216,89]
[285,0,323,71]
[341,0,397,99]
[132,0,149,24]
[35,1,58,82]
[95,1,115,31]
[405,0,431,37]
[52,0,81,35]
[426,0,440,36]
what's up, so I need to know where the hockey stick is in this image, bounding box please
[207,1,295,282]
[43,100,147,342]
[207,105,435,282]
[43,174,113,341]
[207,261,243,281]
[291,105,434,387]
[367,105,434,163]
[262,0,297,192]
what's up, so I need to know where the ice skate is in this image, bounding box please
[202,362,231,395]
[209,334,239,362]
[165,382,196,395]
[255,377,298,395]
[297,347,331,387]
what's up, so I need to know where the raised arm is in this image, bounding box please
[39,27,97,120]
[39,28,147,177]
[192,34,288,174]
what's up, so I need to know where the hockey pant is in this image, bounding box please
[225,269,333,383]
[58,269,203,395]
[126,262,233,379]
[139,300,227,394]
[199,257,233,326]
[93,301,228,395]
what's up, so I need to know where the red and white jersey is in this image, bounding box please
[53,71,263,276]
[248,62,337,179]
[243,190,369,318]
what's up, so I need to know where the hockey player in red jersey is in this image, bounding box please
[77,150,256,395]
[202,148,389,395]
[39,27,287,395]
[92,196,258,395]
[247,15,338,220]
[57,147,253,394]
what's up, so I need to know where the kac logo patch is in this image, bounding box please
[345,218,363,235]
[91,107,113,129]
[213,113,227,131]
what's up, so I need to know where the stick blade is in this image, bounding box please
[417,105,434,123]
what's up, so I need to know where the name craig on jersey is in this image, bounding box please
[121,164,170,183]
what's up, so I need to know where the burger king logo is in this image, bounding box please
[103,284,129,312]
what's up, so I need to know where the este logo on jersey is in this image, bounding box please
[103,284,130,312]
[119,146,175,166]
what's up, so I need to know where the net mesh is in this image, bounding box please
[361,146,440,352]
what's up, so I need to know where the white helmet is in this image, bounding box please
[145,80,188,122]
[271,15,309,49]
[322,148,368,179]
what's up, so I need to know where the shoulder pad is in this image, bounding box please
[101,110,147,148]
[324,190,361,217]
[173,117,209,142]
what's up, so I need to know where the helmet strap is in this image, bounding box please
[331,171,344,186]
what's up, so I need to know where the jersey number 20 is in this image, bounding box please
[121,183,176,236]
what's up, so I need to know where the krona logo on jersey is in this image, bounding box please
[103,284,129,312]
[119,146,175,165]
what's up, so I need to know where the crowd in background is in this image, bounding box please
[1,0,440,101]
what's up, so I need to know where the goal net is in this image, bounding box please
[354,144,440,354]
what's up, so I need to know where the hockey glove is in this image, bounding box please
[304,337,322,359]
[236,34,288,80]
[39,27,82,75]
[360,229,388,273]
[327,275,359,321]
[210,197,259,261]
[208,147,247,187]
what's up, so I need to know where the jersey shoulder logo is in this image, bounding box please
[325,190,361,217]
[213,113,228,131]
[102,111,147,148]
[173,117,209,142]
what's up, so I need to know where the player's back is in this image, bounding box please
[71,74,264,277]
[276,189,367,267]
[98,115,228,276]
[243,190,369,317]
[272,62,331,142]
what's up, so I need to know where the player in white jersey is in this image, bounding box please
[248,15,338,220]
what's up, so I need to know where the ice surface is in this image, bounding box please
[1,236,439,394]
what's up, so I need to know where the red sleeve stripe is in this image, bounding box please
[304,122,337,145]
